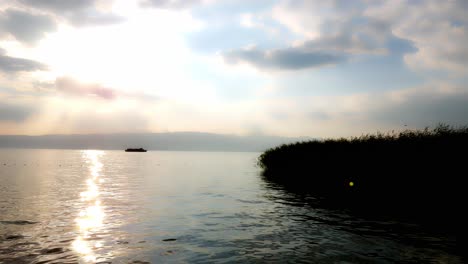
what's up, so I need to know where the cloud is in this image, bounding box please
[368,85,468,127]
[65,10,124,26]
[272,0,361,39]
[251,82,468,137]
[69,111,149,133]
[140,0,202,9]
[0,101,36,122]
[223,46,345,70]
[365,0,468,73]
[0,8,57,44]
[301,19,393,55]
[55,77,116,100]
[14,0,124,27]
[307,111,330,121]
[272,1,410,54]
[54,76,159,101]
[16,0,95,12]
[218,1,417,71]
[271,0,468,73]
[124,92,160,102]
[0,48,48,73]
[312,84,468,132]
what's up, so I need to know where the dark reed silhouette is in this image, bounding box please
[258,124,466,230]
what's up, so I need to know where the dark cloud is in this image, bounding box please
[140,0,201,9]
[15,0,124,27]
[299,15,414,56]
[17,0,94,12]
[55,77,116,100]
[0,102,36,122]
[0,48,48,73]
[265,1,420,73]
[223,47,345,70]
[219,5,417,71]
[208,4,397,70]
[0,9,56,44]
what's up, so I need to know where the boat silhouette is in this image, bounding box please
[125,148,147,152]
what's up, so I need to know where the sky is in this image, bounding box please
[1,0,468,138]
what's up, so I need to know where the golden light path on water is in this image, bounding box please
[72,150,106,262]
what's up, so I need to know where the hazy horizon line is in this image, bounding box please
[0,131,311,139]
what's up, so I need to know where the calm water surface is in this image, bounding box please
[0,149,461,263]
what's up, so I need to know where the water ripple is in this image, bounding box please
[0,150,462,263]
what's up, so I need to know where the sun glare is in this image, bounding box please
[33,6,200,98]
[72,150,106,262]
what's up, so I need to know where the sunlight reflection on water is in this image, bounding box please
[72,150,105,262]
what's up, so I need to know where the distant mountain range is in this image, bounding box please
[0,132,311,152]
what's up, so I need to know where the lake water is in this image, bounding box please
[0,149,461,263]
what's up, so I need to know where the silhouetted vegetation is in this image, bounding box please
[258,124,467,227]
